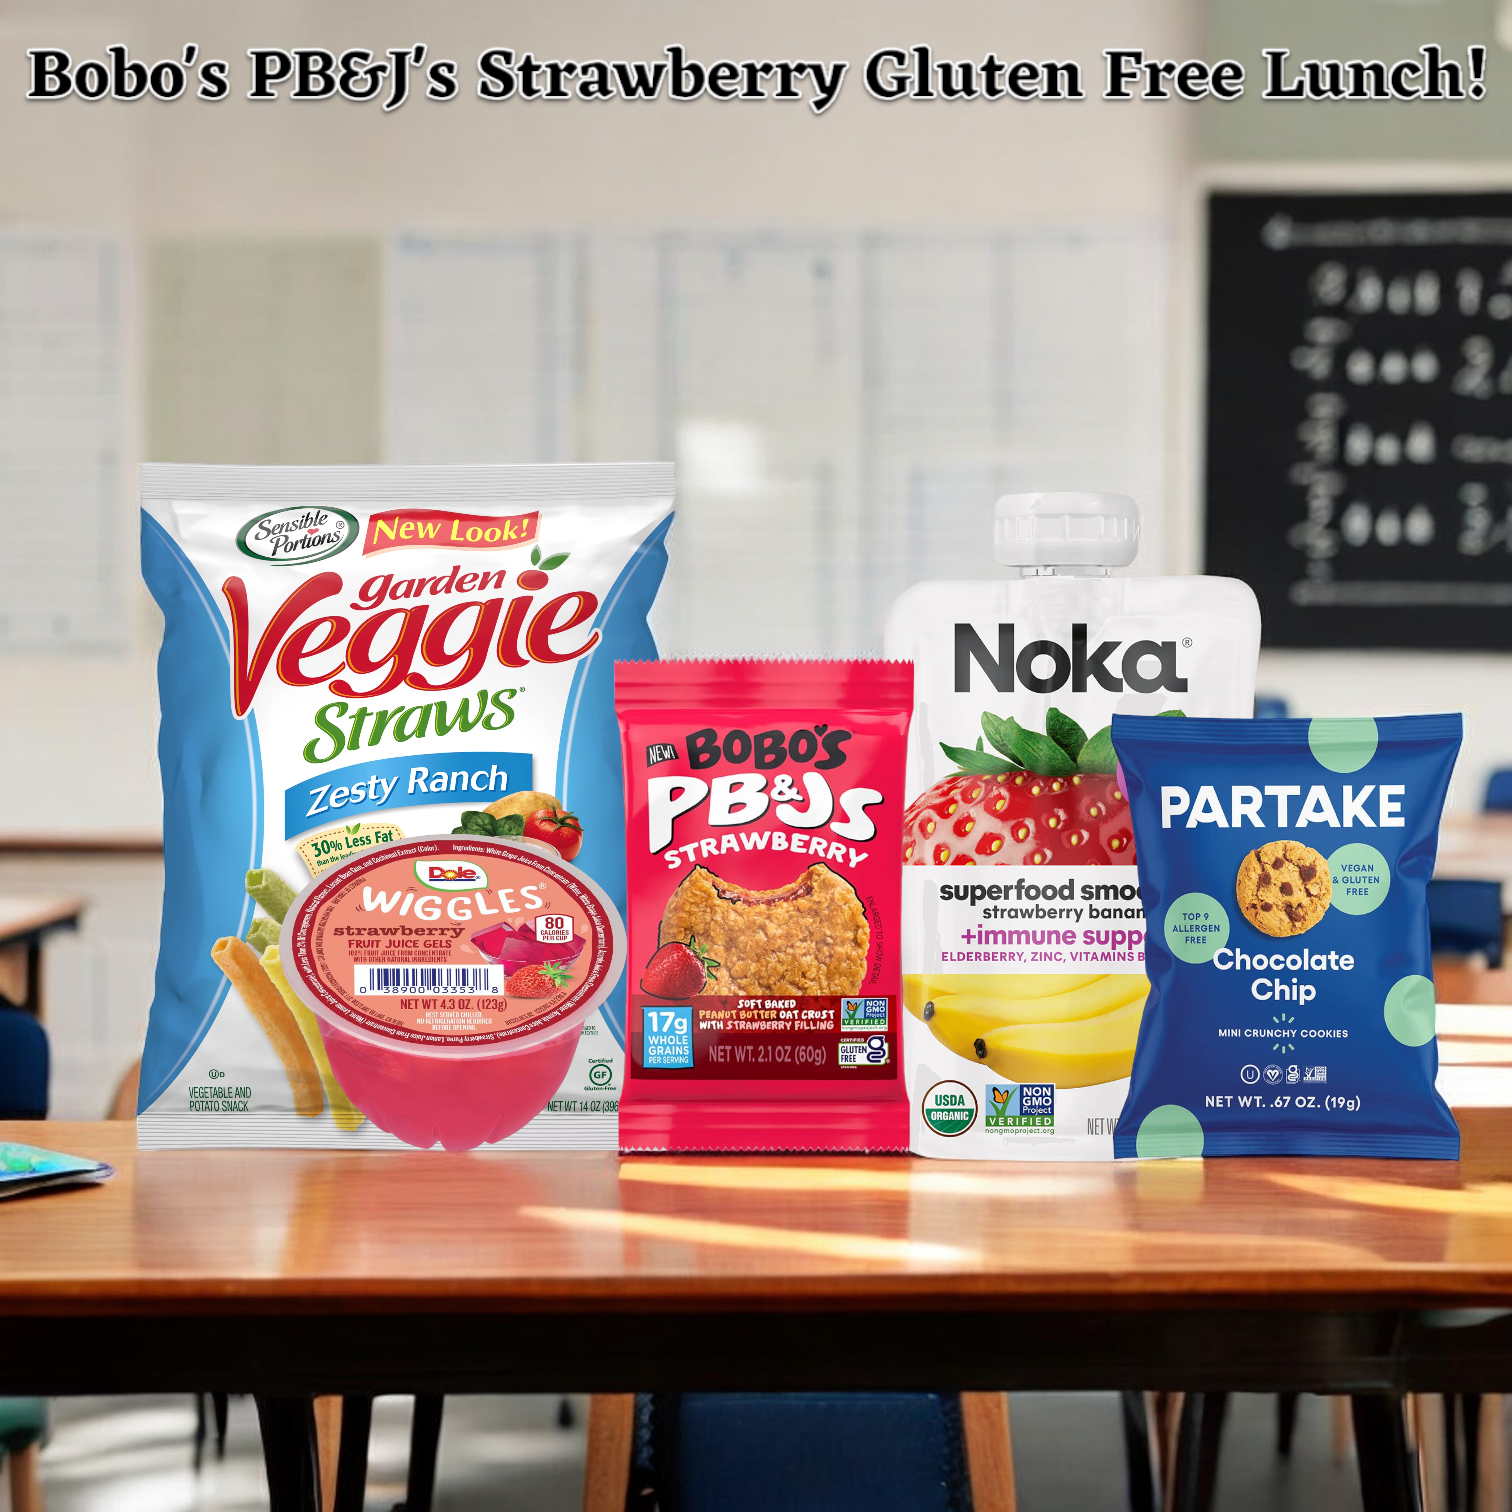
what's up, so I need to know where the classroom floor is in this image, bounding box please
[34,1391,1372,1511]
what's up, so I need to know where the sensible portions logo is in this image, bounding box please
[415,857,488,892]
[237,506,358,565]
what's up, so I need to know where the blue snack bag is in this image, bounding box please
[1111,713,1461,1159]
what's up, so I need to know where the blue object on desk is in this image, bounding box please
[1428,878,1504,967]
[1253,696,1290,720]
[636,1394,970,1512]
[0,1007,46,1120]
[1485,768,1512,812]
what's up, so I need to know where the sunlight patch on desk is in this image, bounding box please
[1266,1170,1512,1217]
[520,1205,978,1265]
[617,1162,1097,1201]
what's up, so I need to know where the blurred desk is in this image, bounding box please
[7,1119,1512,1417]
[1437,814,1512,889]
[0,895,82,1018]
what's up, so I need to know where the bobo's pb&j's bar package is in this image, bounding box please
[615,661,913,1151]
[138,463,671,1148]
[1112,713,1462,1159]
[884,492,1260,1160]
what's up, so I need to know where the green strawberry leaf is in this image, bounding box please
[940,741,1018,775]
[1077,726,1118,774]
[495,812,525,836]
[540,552,570,570]
[1045,707,1088,761]
[530,545,542,566]
[984,713,1076,777]
[457,810,498,835]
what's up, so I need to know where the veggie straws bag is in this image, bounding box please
[1111,713,1462,1159]
[616,661,913,1151]
[139,463,671,1149]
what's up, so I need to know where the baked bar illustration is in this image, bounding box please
[659,863,869,996]
[1236,840,1332,938]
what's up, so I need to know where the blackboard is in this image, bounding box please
[1205,190,1512,650]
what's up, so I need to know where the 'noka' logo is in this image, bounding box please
[954,622,1187,695]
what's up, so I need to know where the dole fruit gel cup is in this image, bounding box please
[281,836,624,1150]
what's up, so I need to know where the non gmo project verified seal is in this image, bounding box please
[840,996,888,1028]
[985,1083,1055,1130]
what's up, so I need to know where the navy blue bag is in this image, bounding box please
[1111,713,1461,1159]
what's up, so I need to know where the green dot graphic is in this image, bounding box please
[1164,892,1230,964]
[1384,974,1436,1047]
[1308,716,1378,773]
[1136,1104,1205,1159]
[1328,843,1392,916]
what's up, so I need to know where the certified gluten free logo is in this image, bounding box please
[921,1079,977,1137]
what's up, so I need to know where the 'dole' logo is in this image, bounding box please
[954,623,1187,695]
[237,506,358,565]
[415,858,488,892]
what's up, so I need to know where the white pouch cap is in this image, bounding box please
[993,491,1140,569]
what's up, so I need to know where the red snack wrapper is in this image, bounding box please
[615,660,913,1151]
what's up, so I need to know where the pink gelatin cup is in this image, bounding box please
[280,836,624,1151]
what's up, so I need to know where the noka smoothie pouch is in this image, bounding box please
[616,660,913,1151]
[884,493,1260,1159]
[139,463,671,1149]
[1112,713,1462,1159]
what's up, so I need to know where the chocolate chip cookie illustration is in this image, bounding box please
[1236,841,1332,938]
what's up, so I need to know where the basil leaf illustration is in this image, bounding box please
[1077,726,1118,774]
[1046,707,1088,761]
[983,713,1076,776]
[530,545,541,566]
[495,813,525,836]
[941,741,1018,775]
[458,810,498,835]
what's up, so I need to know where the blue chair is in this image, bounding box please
[0,1009,48,1507]
[1485,769,1512,811]
[0,1008,47,1120]
[613,1393,1012,1512]
[1427,879,1504,967]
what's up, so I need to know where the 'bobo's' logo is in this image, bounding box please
[236,505,358,565]
[415,858,489,892]
[920,1079,977,1137]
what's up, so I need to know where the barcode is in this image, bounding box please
[354,965,503,996]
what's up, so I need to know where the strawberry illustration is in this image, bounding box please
[641,936,720,999]
[902,707,1181,867]
[504,961,573,997]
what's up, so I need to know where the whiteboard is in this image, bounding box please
[385,227,1168,654]
[0,233,125,650]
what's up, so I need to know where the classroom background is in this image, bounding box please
[0,0,1506,1179]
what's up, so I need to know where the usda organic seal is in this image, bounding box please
[921,1079,977,1136]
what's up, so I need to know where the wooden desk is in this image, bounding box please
[0,895,83,1017]
[6,1117,1512,1402]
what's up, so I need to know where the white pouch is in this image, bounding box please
[884,493,1259,1158]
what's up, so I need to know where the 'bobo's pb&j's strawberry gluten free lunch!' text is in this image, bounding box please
[138,463,671,1149]
[615,660,914,1152]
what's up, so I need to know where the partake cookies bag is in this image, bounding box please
[885,492,1260,1159]
[140,463,671,1148]
[1112,713,1461,1159]
[615,661,913,1151]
